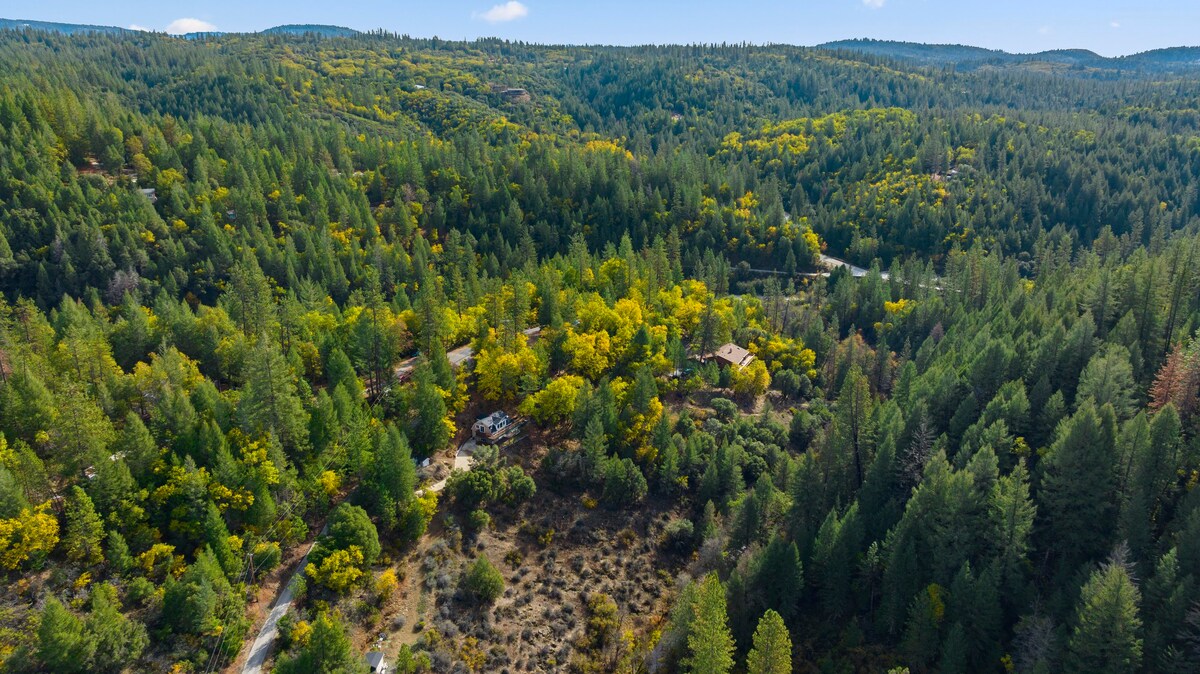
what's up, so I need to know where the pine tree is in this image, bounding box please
[85,583,148,673]
[581,416,608,486]
[409,358,450,455]
[987,461,1036,609]
[105,530,133,576]
[325,347,363,400]
[1148,340,1199,420]
[37,597,96,674]
[746,610,792,674]
[241,335,309,451]
[64,485,104,566]
[275,612,367,674]
[1076,345,1138,420]
[1038,400,1118,576]
[203,502,242,579]
[686,573,735,674]
[829,366,874,500]
[367,426,417,532]
[811,503,862,618]
[749,535,804,624]
[226,256,274,338]
[1065,557,1143,674]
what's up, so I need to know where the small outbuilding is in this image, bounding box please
[366,651,388,673]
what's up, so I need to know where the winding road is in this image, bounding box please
[239,439,478,674]
[819,253,887,280]
[393,327,540,383]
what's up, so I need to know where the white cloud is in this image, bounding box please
[128,24,150,32]
[862,0,886,7]
[1110,20,1121,28]
[1038,25,1051,35]
[475,1,529,23]
[164,18,217,34]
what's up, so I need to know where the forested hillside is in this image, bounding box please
[0,24,1198,674]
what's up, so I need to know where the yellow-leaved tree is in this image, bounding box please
[732,360,772,400]
[0,503,59,571]
[519,375,586,426]
[474,332,543,401]
[562,328,613,380]
[306,546,366,594]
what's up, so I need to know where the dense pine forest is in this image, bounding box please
[0,24,1198,674]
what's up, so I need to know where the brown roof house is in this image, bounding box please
[705,343,755,369]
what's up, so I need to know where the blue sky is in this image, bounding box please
[7,0,1199,56]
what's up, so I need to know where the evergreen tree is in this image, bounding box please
[686,573,735,674]
[316,503,381,566]
[1038,401,1118,576]
[408,359,450,455]
[1065,557,1143,674]
[241,335,309,451]
[325,347,363,400]
[275,612,368,674]
[987,461,1036,611]
[85,583,148,674]
[63,485,105,566]
[36,597,96,674]
[365,426,417,533]
[829,366,874,500]
[1076,345,1138,420]
[746,610,792,674]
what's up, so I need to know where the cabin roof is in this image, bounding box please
[706,343,754,368]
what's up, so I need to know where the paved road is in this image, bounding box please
[395,328,539,382]
[240,438,478,673]
[241,526,325,674]
[819,253,889,280]
[394,344,475,381]
[742,255,888,281]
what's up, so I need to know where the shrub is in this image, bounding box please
[251,541,282,578]
[446,469,497,510]
[125,576,156,607]
[375,569,400,603]
[305,546,366,594]
[460,555,505,605]
[601,457,648,508]
[772,369,802,398]
[499,466,537,505]
[662,519,696,553]
[710,397,738,421]
[467,509,491,532]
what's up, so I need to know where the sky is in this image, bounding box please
[5,0,1199,56]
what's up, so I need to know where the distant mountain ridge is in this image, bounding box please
[0,18,129,35]
[0,18,1196,71]
[0,17,358,38]
[262,24,359,37]
[820,38,1200,73]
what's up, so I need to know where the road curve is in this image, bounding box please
[819,253,888,280]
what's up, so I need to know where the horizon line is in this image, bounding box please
[2,16,1197,59]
